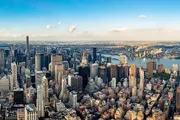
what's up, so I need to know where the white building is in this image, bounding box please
[119,54,127,65]
[25,104,38,120]
[111,78,116,90]
[51,54,62,77]
[42,76,49,105]
[0,75,10,91]
[11,62,18,89]
[55,64,64,85]
[36,85,44,117]
[35,54,41,71]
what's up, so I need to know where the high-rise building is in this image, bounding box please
[24,104,37,120]
[90,63,99,79]
[111,78,116,90]
[139,67,144,90]
[107,56,111,63]
[129,64,136,77]
[55,64,64,85]
[93,48,97,63]
[119,54,127,65]
[51,54,62,77]
[158,64,164,73]
[98,66,108,83]
[14,88,24,104]
[69,91,79,109]
[147,61,156,77]
[132,86,137,96]
[11,62,18,89]
[129,76,136,88]
[35,54,41,71]
[79,66,90,89]
[42,76,49,105]
[176,86,180,112]
[35,71,47,87]
[110,65,118,81]
[117,65,125,81]
[59,78,67,99]
[81,52,88,66]
[0,49,4,70]
[173,64,178,72]
[36,85,44,118]
[26,36,30,67]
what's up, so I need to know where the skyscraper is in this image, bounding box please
[119,54,127,65]
[139,67,144,90]
[35,54,41,71]
[107,56,112,63]
[42,76,49,105]
[36,85,44,118]
[0,49,4,70]
[147,61,156,77]
[79,66,90,89]
[158,64,164,73]
[90,63,99,79]
[117,65,125,81]
[81,52,88,66]
[110,65,118,81]
[129,64,136,77]
[11,62,18,89]
[51,54,62,77]
[176,86,180,112]
[26,36,30,67]
[93,48,97,63]
[129,75,136,88]
[55,64,64,85]
[98,66,108,83]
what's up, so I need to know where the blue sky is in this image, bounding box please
[0,0,180,40]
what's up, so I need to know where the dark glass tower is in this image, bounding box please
[93,48,97,63]
[79,66,90,89]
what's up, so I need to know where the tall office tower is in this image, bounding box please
[129,64,136,77]
[36,85,44,118]
[119,54,127,65]
[98,66,108,83]
[172,64,178,72]
[176,86,180,112]
[147,61,156,77]
[35,54,41,71]
[44,54,51,70]
[26,36,30,67]
[158,64,164,73]
[69,91,78,109]
[107,56,112,63]
[90,63,99,79]
[11,62,18,89]
[0,49,4,70]
[132,86,137,96]
[55,64,64,85]
[14,88,24,104]
[59,78,67,99]
[98,54,102,63]
[139,67,144,90]
[111,78,116,90]
[93,48,97,63]
[129,76,136,88]
[42,76,49,105]
[87,54,92,63]
[79,66,90,89]
[40,53,46,70]
[51,54,62,78]
[110,65,118,81]
[117,65,125,81]
[81,52,88,66]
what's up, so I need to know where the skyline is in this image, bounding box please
[1,0,180,41]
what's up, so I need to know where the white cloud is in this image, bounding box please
[46,25,56,29]
[69,24,78,33]
[138,15,147,18]
[110,28,127,32]
[58,21,62,25]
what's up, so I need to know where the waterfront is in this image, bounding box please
[101,54,180,69]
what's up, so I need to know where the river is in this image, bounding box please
[100,54,180,69]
